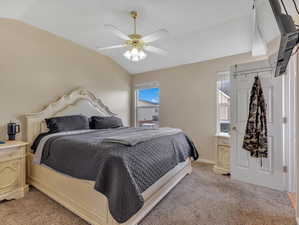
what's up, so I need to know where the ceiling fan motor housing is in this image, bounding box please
[127,34,144,49]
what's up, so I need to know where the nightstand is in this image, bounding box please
[0,141,28,200]
[213,135,231,175]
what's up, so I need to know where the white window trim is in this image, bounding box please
[134,81,159,90]
[216,71,230,136]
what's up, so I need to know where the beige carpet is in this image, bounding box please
[0,163,296,225]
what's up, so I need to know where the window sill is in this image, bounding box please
[215,132,230,138]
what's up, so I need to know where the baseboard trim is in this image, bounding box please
[213,166,230,175]
[195,159,215,165]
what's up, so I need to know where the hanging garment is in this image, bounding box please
[243,76,268,158]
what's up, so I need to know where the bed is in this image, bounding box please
[25,88,196,225]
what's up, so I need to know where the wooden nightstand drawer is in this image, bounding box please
[217,137,230,146]
[0,148,25,162]
[0,141,28,201]
[0,160,20,194]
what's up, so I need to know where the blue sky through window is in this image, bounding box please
[138,88,160,104]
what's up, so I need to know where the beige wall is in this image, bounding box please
[0,19,131,141]
[132,53,266,162]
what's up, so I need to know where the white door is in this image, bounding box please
[230,64,285,191]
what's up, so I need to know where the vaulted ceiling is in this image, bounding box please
[1,0,298,74]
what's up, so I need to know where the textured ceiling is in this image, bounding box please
[0,0,298,74]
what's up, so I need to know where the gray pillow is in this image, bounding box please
[45,115,89,133]
[90,116,123,129]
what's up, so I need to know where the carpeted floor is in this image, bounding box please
[0,163,296,225]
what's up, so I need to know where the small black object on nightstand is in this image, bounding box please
[7,122,20,141]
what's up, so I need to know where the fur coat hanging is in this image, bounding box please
[242,76,268,158]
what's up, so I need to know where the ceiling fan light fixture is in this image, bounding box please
[98,11,168,62]
[139,50,146,59]
[123,48,147,62]
[124,50,132,59]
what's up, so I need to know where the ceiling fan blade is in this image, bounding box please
[97,44,126,50]
[141,29,168,43]
[251,1,267,56]
[104,24,130,41]
[144,45,168,55]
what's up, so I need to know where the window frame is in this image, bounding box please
[216,71,231,136]
[134,82,160,127]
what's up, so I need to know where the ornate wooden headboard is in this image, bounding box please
[25,88,115,145]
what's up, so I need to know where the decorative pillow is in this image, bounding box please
[90,116,123,129]
[45,115,89,133]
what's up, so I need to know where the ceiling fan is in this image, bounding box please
[97,11,168,62]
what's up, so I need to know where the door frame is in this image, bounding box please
[284,54,297,193]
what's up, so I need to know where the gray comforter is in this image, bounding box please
[102,127,182,146]
[36,127,198,223]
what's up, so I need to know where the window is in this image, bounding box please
[135,83,160,128]
[217,72,230,134]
